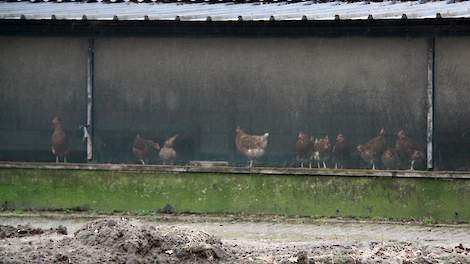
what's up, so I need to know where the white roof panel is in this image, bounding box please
[0,0,469,21]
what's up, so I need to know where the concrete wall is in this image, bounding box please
[0,36,88,162]
[0,167,469,223]
[94,36,428,166]
[435,37,470,170]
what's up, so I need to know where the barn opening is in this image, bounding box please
[0,1,470,172]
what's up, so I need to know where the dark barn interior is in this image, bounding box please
[0,36,88,162]
[435,37,470,170]
[92,36,427,168]
[0,17,469,171]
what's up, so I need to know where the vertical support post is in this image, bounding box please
[228,77,237,166]
[426,37,435,170]
[86,38,94,161]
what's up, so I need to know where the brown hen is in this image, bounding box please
[51,117,69,163]
[235,126,269,168]
[133,134,160,165]
[357,128,386,170]
[395,129,425,170]
[332,133,348,169]
[295,132,313,168]
[381,148,400,170]
[159,134,178,165]
[410,149,426,170]
[313,135,331,169]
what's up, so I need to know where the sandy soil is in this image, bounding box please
[0,215,470,263]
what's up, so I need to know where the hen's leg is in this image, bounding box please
[55,156,59,163]
[372,162,376,170]
[410,160,415,170]
[323,161,327,169]
[300,162,304,168]
[334,163,338,169]
[249,160,254,168]
[141,160,145,165]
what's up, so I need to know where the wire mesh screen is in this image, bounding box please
[0,36,88,163]
[435,37,470,171]
[93,36,428,169]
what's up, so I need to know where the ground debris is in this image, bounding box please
[73,218,233,263]
[455,243,470,255]
[0,224,67,239]
[0,218,235,263]
[265,240,470,264]
[1,218,470,264]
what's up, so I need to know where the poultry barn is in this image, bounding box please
[1,0,470,221]
[1,0,470,172]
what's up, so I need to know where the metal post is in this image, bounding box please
[86,38,94,161]
[426,37,435,170]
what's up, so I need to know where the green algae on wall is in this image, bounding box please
[0,168,469,223]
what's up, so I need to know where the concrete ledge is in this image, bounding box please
[0,161,469,179]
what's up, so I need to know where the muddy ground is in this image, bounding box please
[0,215,470,263]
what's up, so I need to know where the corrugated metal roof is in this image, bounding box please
[0,0,469,21]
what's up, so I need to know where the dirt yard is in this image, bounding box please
[0,215,469,263]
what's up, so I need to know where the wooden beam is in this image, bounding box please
[1,161,470,180]
[86,38,94,161]
[426,37,435,170]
